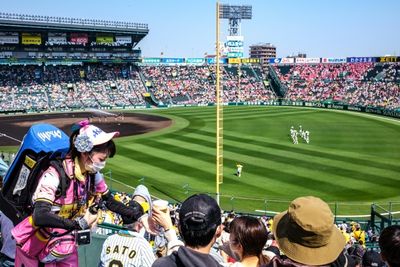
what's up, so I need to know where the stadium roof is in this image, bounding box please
[0,12,149,36]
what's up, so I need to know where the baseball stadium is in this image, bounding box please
[0,6,399,267]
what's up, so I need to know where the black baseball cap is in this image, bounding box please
[179,194,221,231]
[362,250,385,267]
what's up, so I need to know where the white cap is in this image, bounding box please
[74,124,120,153]
[80,125,119,146]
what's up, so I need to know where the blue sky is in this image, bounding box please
[3,0,400,58]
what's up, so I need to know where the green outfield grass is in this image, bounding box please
[104,106,400,216]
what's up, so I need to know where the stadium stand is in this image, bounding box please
[0,64,147,111]
[140,64,275,105]
[1,61,399,113]
[273,62,400,109]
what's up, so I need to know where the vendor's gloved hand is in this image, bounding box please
[76,206,98,230]
[86,204,99,226]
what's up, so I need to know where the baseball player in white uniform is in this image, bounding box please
[304,130,310,144]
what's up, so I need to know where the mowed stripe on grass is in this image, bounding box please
[107,106,400,214]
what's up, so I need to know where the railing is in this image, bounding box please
[178,183,400,224]
[268,65,288,96]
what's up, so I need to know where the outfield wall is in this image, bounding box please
[163,100,400,119]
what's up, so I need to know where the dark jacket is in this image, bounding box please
[266,250,355,267]
[152,246,223,267]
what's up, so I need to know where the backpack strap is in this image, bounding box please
[89,173,96,194]
[49,160,70,198]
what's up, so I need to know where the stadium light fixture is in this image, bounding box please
[218,4,252,36]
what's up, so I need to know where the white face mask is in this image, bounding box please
[86,156,106,173]
[92,161,106,173]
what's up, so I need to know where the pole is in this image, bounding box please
[109,170,112,191]
[237,61,241,105]
[264,199,268,216]
[215,1,223,205]
[105,170,112,191]
[334,202,338,223]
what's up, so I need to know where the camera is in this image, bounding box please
[75,229,91,245]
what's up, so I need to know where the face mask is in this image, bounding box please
[92,160,106,172]
[86,156,106,173]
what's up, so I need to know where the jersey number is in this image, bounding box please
[108,259,123,267]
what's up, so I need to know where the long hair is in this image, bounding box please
[230,216,269,266]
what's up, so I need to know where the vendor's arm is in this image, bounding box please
[94,173,144,223]
[101,191,143,224]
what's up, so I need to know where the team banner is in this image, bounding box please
[295,58,307,64]
[226,40,244,47]
[161,58,184,64]
[305,58,320,63]
[346,57,376,63]
[227,52,243,58]
[48,33,67,44]
[321,58,347,63]
[268,58,282,64]
[96,36,114,44]
[70,33,88,44]
[115,36,131,44]
[281,58,295,64]
[22,33,41,45]
[142,58,161,64]
[228,47,244,53]
[0,33,18,44]
[228,58,241,64]
[377,56,399,63]
[296,58,320,63]
[206,57,227,64]
[241,58,260,64]
[185,58,205,64]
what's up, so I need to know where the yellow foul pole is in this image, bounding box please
[216,1,223,205]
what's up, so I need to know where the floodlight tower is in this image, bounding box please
[215,3,252,205]
[221,4,252,105]
[219,4,252,37]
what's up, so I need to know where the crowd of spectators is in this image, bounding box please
[0,63,275,111]
[274,63,400,110]
[77,187,397,267]
[0,64,147,111]
[140,64,275,105]
[0,62,399,112]
[223,65,275,103]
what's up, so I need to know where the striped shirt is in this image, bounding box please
[99,230,156,267]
